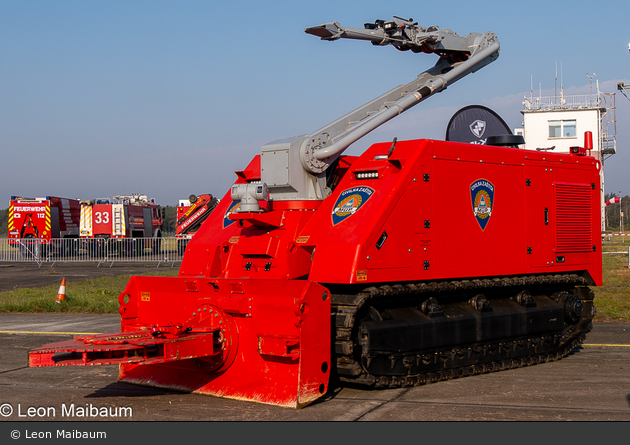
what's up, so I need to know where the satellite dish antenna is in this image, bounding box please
[445,105,513,144]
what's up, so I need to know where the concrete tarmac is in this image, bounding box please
[0,314,628,421]
[0,262,177,292]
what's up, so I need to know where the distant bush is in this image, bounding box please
[0,208,7,238]
[162,205,177,236]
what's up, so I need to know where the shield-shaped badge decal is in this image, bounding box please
[331,186,375,226]
[470,179,494,231]
[469,119,487,138]
[223,201,241,228]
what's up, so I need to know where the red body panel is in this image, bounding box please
[90,204,114,237]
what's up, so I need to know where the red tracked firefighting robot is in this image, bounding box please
[29,17,601,409]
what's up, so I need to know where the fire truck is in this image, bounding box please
[79,194,164,256]
[176,194,220,255]
[8,196,81,240]
[8,196,81,257]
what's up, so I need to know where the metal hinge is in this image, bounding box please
[527,247,532,254]
[526,179,531,186]
[423,174,430,182]
[245,262,252,271]
[424,220,430,229]
[424,260,430,270]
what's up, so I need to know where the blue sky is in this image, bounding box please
[1,0,629,207]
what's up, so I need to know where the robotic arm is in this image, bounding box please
[232,17,500,208]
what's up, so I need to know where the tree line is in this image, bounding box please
[604,193,630,232]
[0,208,7,237]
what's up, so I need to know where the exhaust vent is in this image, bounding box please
[555,183,592,253]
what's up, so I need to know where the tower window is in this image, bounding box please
[549,120,577,138]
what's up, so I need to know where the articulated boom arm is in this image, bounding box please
[306,17,482,54]
[232,18,500,207]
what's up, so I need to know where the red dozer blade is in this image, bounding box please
[28,276,331,409]
[28,327,222,367]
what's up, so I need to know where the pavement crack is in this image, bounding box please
[353,401,387,421]
[392,399,630,414]
[0,366,28,375]
[353,388,413,421]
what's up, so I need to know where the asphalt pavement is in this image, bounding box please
[1,263,629,423]
[0,314,628,422]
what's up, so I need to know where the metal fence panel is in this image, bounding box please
[0,238,188,266]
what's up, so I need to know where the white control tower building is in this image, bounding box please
[514,82,617,231]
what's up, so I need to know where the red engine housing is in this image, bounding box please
[184,139,602,287]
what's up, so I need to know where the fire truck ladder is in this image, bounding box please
[112,205,125,237]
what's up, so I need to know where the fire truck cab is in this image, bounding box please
[8,196,81,241]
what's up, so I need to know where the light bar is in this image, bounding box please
[356,171,379,180]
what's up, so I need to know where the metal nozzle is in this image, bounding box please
[305,21,385,42]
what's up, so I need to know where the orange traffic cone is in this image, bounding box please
[55,278,66,303]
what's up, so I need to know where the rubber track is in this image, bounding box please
[331,273,595,389]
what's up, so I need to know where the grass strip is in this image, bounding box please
[593,241,630,321]
[0,238,628,321]
[0,270,178,313]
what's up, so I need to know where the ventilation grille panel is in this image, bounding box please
[555,183,592,253]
